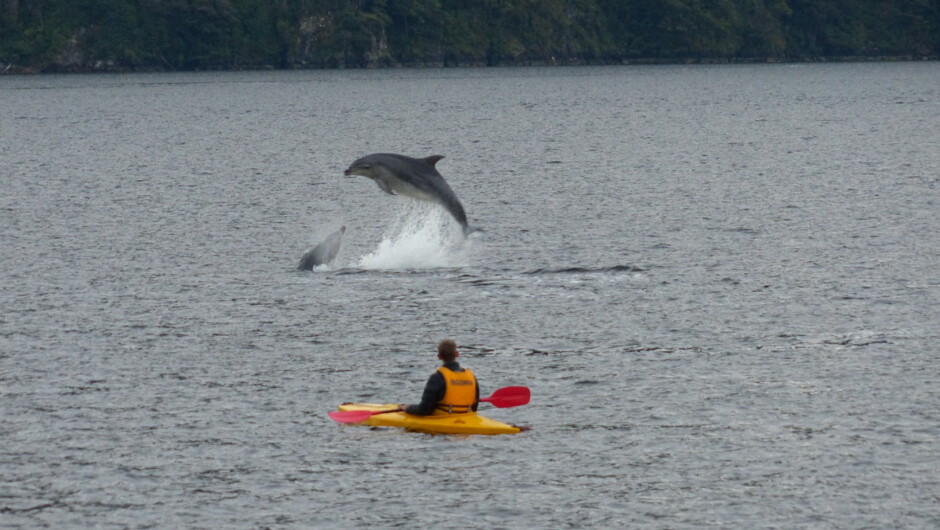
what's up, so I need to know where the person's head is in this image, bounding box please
[437,339,458,363]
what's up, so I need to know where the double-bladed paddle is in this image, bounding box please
[327,385,530,424]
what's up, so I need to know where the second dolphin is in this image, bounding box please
[298,226,346,270]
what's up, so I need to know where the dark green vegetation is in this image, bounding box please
[2,0,938,72]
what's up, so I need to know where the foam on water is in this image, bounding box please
[356,202,470,270]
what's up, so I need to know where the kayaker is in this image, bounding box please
[404,339,479,416]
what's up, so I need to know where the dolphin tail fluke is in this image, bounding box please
[462,224,483,237]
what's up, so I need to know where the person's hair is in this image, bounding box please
[438,339,458,362]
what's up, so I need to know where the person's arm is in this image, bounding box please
[404,372,445,416]
[472,376,479,412]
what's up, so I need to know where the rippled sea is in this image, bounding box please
[2,63,939,528]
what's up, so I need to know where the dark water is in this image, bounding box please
[2,63,938,528]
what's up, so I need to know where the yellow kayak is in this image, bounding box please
[335,402,521,435]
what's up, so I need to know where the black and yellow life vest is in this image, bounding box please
[434,366,477,414]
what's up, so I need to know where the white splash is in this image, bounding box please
[357,202,471,270]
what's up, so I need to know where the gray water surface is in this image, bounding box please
[2,63,939,528]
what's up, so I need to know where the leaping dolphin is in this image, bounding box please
[343,153,475,235]
[297,226,345,270]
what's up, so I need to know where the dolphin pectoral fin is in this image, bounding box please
[375,179,397,195]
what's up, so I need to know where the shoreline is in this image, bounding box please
[2,54,937,75]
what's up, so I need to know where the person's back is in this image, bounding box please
[404,339,480,416]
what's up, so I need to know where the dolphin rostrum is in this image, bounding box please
[343,153,475,235]
[297,226,345,270]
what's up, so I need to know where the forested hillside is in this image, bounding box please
[2,0,938,72]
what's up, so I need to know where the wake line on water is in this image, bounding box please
[523,265,645,275]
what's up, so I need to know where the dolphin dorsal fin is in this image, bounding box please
[423,155,445,168]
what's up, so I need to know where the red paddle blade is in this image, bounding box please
[480,386,530,408]
[328,410,378,423]
[329,409,402,423]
